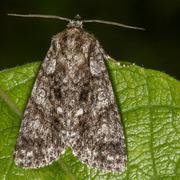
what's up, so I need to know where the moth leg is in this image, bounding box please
[100,47,135,67]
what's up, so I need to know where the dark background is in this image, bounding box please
[1,0,180,80]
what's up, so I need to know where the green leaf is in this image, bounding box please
[0,61,180,180]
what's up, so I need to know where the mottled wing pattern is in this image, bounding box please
[14,32,68,168]
[62,28,127,173]
[14,26,127,173]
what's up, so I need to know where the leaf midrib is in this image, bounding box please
[0,87,23,118]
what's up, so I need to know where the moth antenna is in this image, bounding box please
[8,13,144,30]
[82,19,145,30]
[7,14,71,22]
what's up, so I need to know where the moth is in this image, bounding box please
[9,14,143,173]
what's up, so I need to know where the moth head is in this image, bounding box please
[67,20,83,29]
[67,14,83,28]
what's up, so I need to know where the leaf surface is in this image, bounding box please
[0,61,180,180]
